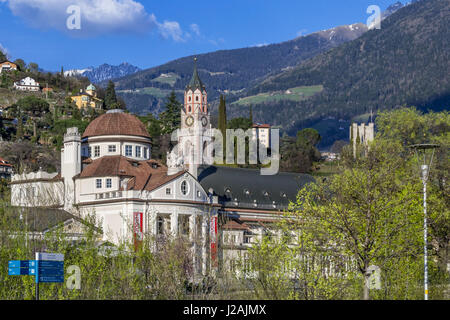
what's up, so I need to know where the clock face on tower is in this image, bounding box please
[201,116,208,127]
[185,116,194,127]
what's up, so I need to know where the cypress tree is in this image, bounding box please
[218,95,227,161]
[105,81,118,110]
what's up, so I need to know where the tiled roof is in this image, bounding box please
[82,110,150,139]
[253,124,271,129]
[78,156,186,192]
[222,219,250,230]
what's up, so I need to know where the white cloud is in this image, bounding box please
[2,0,159,36]
[157,20,187,42]
[190,23,200,36]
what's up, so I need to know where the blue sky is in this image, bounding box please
[0,0,408,72]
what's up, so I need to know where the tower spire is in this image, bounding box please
[186,57,205,91]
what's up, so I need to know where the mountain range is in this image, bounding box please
[105,0,448,148]
[65,62,141,84]
[237,0,449,146]
[111,23,369,116]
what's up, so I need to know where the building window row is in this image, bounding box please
[84,144,149,159]
[96,178,112,189]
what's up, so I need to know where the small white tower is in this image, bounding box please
[61,127,81,210]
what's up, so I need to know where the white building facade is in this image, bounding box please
[13,77,40,91]
[11,59,314,276]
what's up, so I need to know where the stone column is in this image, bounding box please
[149,210,157,238]
[171,212,179,237]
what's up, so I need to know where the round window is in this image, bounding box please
[181,181,189,195]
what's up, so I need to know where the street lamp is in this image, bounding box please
[409,143,439,301]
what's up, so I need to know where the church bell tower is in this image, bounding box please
[178,58,212,177]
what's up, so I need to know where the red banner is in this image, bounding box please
[210,216,218,267]
[133,212,143,251]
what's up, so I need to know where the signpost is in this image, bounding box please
[8,252,64,300]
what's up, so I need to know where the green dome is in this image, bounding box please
[86,84,96,91]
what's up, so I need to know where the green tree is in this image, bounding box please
[13,59,26,70]
[218,95,227,160]
[289,139,424,299]
[159,91,182,135]
[0,50,6,62]
[104,80,118,110]
[28,62,39,73]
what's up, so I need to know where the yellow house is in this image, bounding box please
[71,84,103,109]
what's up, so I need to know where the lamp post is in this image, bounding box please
[409,144,439,301]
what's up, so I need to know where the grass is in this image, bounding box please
[150,73,180,87]
[232,85,323,106]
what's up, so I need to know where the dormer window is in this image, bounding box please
[196,96,199,102]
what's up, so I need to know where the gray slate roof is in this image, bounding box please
[7,207,80,232]
[197,165,315,211]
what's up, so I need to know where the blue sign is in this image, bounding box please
[39,261,64,268]
[38,275,64,283]
[8,267,32,276]
[9,260,32,268]
[38,267,64,276]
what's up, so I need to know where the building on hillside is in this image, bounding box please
[13,77,40,91]
[11,59,313,277]
[71,84,103,109]
[350,122,374,157]
[0,61,18,73]
[0,157,13,179]
[252,124,271,148]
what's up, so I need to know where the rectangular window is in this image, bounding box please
[88,147,92,158]
[96,179,102,189]
[94,146,100,157]
[108,145,116,153]
[106,178,112,188]
[144,147,148,159]
[136,146,141,158]
[166,188,171,195]
[125,145,132,157]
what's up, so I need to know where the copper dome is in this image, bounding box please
[82,110,150,139]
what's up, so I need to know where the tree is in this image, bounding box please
[159,91,182,135]
[13,59,25,71]
[104,80,118,110]
[0,50,6,62]
[330,140,348,154]
[289,139,424,299]
[218,95,227,160]
[28,62,39,73]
